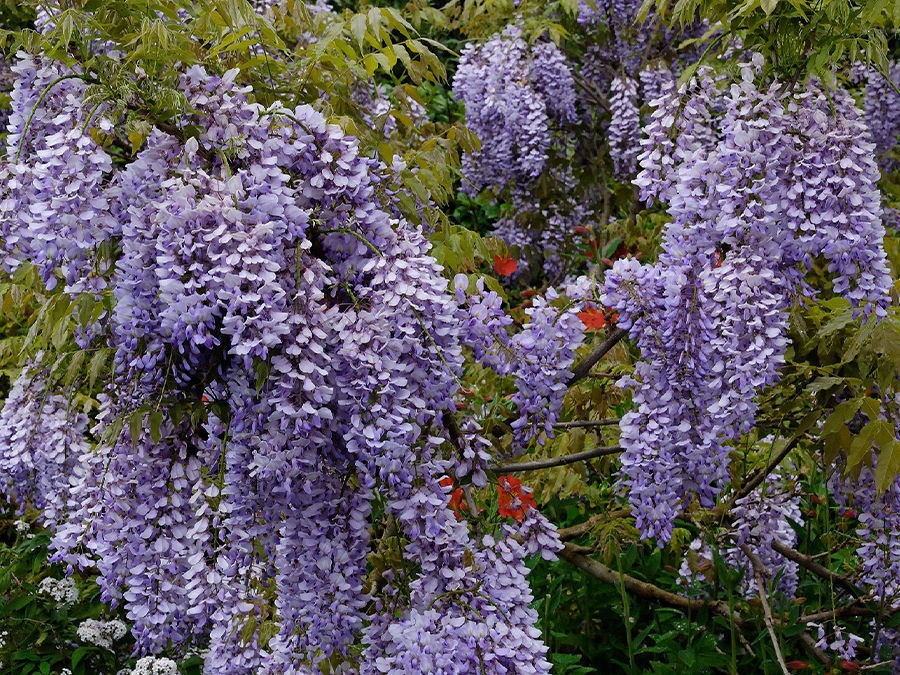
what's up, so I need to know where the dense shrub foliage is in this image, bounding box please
[0,0,897,673]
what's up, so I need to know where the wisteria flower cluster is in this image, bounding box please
[603,54,893,543]
[862,61,900,171]
[0,50,562,672]
[453,25,577,196]
[455,274,588,453]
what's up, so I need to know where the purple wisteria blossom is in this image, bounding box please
[604,54,893,544]
[0,50,562,671]
[453,26,577,196]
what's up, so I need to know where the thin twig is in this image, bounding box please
[729,410,819,505]
[489,445,622,473]
[554,418,621,429]
[743,546,790,675]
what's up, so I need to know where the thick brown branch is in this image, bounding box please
[771,541,862,597]
[559,542,741,623]
[799,631,832,667]
[568,327,629,386]
[489,445,622,473]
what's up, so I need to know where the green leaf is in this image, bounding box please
[349,13,367,47]
[847,420,877,470]
[821,398,862,436]
[875,438,900,493]
[88,348,110,391]
[129,410,143,446]
[149,410,164,443]
[804,375,844,395]
[71,647,91,669]
[240,615,257,645]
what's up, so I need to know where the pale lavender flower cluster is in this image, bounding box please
[638,64,675,111]
[363,506,560,674]
[863,61,900,172]
[0,51,561,671]
[608,75,640,178]
[728,475,802,598]
[453,26,577,196]
[830,455,900,618]
[0,54,115,293]
[811,623,865,662]
[509,289,586,449]
[577,0,646,79]
[454,274,589,453]
[454,274,514,375]
[605,55,893,543]
[679,475,802,600]
[491,165,594,280]
[0,368,90,531]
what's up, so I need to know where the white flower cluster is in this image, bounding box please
[76,618,128,650]
[131,656,179,675]
[0,629,8,649]
[36,577,78,607]
[13,519,30,533]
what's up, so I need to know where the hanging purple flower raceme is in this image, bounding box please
[0,52,563,671]
[453,26,577,196]
[605,55,893,544]
[862,61,900,172]
[608,75,641,179]
[509,287,586,450]
[828,443,900,664]
[0,53,115,293]
[362,485,560,675]
[728,474,803,598]
[0,367,90,530]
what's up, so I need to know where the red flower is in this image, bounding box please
[493,254,517,277]
[785,661,809,671]
[838,661,860,672]
[497,475,536,522]
[439,476,465,520]
[578,307,607,331]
